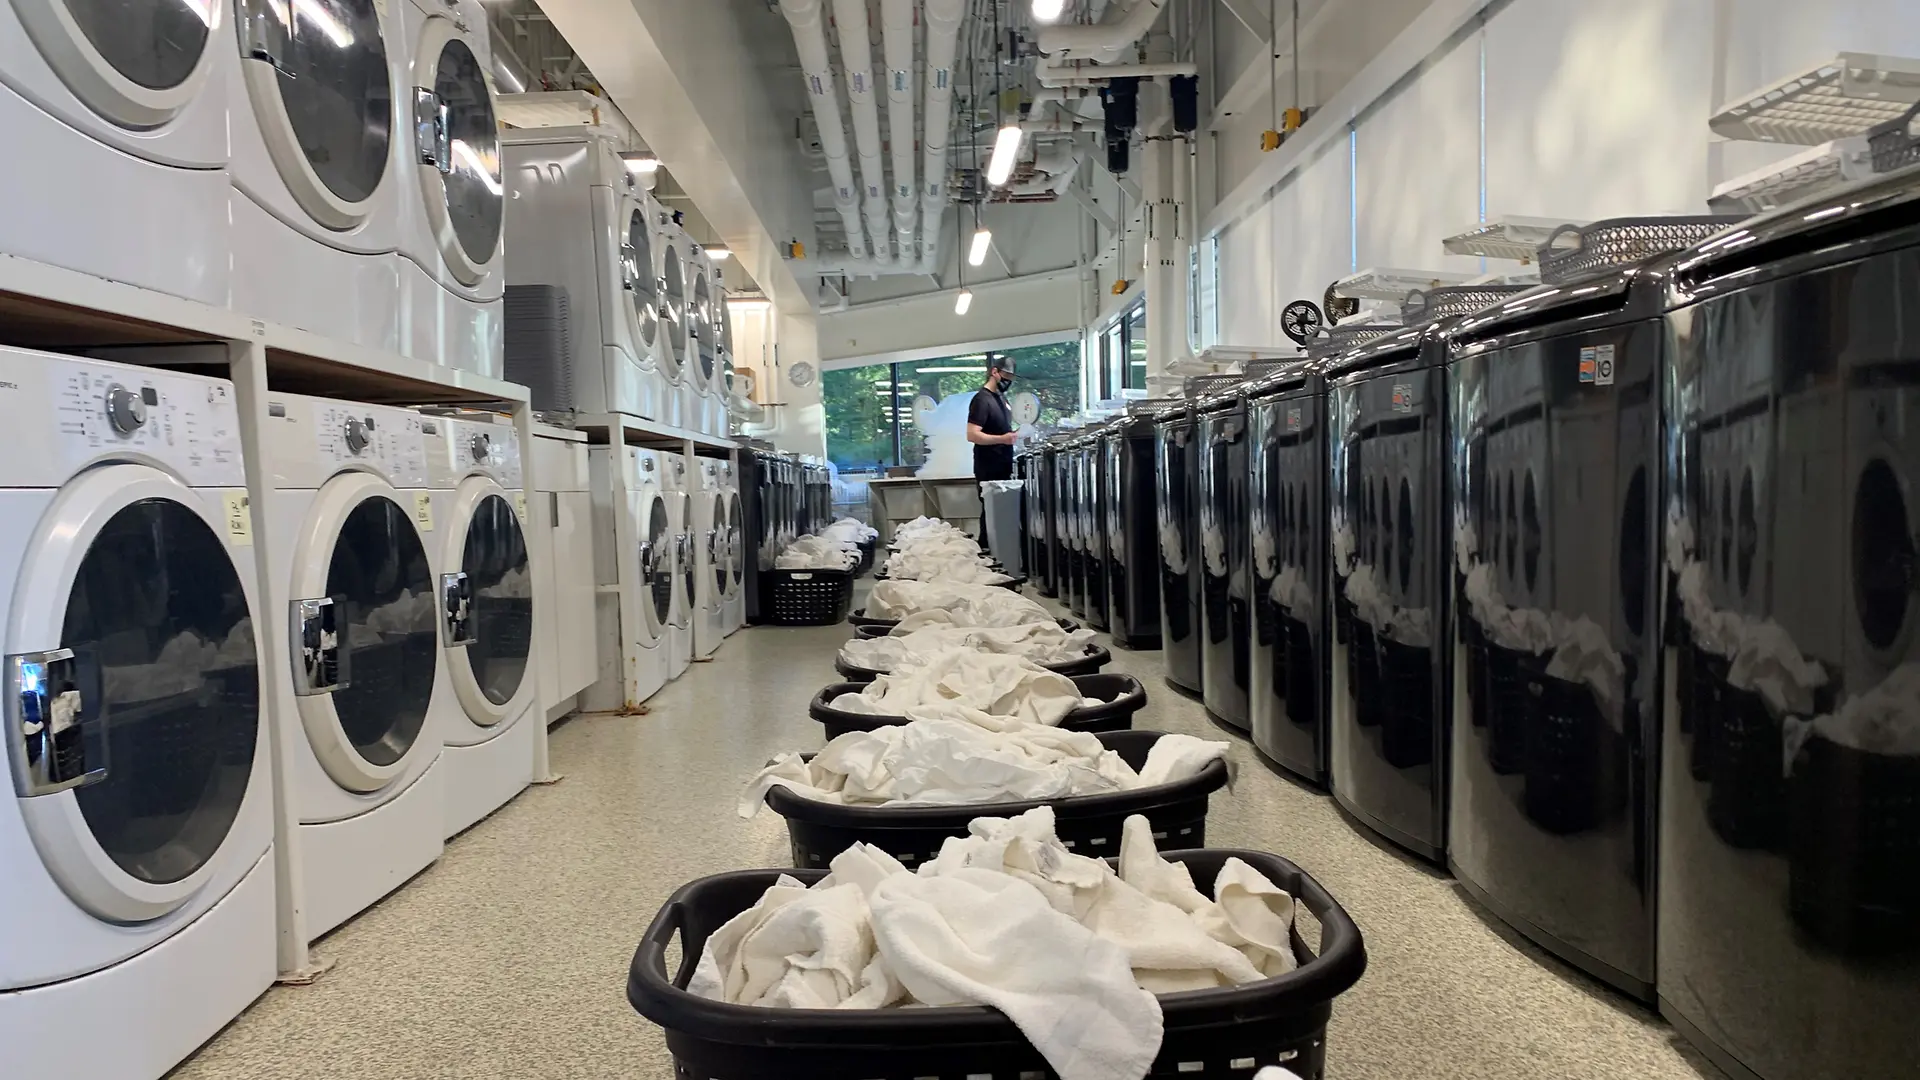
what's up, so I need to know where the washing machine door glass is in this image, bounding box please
[238,0,392,219]
[459,493,530,708]
[15,0,214,128]
[627,206,660,348]
[414,27,501,279]
[726,493,745,590]
[660,244,686,373]
[691,272,716,385]
[680,494,697,615]
[48,496,259,892]
[642,495,672,633]
[327,496,435,767]
[711,496,731,596]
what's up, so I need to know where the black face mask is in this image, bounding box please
[994,371,1015,389]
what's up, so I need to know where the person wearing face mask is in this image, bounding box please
[965,354,1019,482]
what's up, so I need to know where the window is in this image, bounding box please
[1125,304,1147,390]
[822,341,1084,475]
[1103,321,1124,400]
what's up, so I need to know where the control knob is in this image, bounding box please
[104,384,147,435]
[469,433,491,463]
[343,417,371,454]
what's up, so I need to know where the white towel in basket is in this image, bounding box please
[865,580,1052,625]
[828,649,1091,728]
[840,621,1097,671]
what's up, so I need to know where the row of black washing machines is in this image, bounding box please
[1019,170,1920,1080]
[738,450,835,623]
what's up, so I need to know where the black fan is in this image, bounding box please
[1281,299,1325,345]
[1323,281,1360,323]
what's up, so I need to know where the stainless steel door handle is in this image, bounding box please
[6,649,101,797]
[442,572,477,646]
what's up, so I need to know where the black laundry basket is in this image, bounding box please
[809,672,1148,739]
[850,611,1078,632]
[833,644,1114,683]
[856,538,878,576]
[627,848,1368,1080]
[766,567,856,626]
[765,729,1229,868]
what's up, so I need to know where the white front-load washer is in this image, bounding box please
[687,248,722,436]
[397,0,504,377]
[228,0,406,351]
[0,353,275,1080]
[422,414,533,838]
[655,217,694,430]
[501,126,662,420]
[0,0,232,304]
[582,447,670,711]
[692,458,726,659]
[263,394,445,939]
[719,459,745,635]
[661,451,694,680]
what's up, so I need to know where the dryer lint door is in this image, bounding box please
[442,478,532,733]
[410,8,502,285]
[7,467,264,928]
[237,0,394,228]
[290,476,437,792]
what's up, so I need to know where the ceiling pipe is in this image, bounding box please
[881,0,919,263]
[1035,0,1167,62]
[778,0,868,259]
[1037,58,1197,87]
[832,0,893,262]
[921,0,967,271]
[489,31,534,95]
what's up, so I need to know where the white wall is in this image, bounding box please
[1199,0,1920,334]
[818,272,1083,361]
[730,304,826,456]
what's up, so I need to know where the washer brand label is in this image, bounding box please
[1580,344,1616,386]
[1391,384,1415,413]
[223,491,253,545]
[413,492,435,532]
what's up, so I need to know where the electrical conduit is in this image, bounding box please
[881,0,919,262]
[833,0,894,262]
[779,0,868,259]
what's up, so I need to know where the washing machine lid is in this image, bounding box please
[443,477,531,726]
[14,0,219,128]
[411,14,502,286]
[638,491,672,638]
[7,465,263,923]
[237,0,394,230]
[289,474,437,794]
[623,198,661,353]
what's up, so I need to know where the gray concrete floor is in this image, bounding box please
[172,600,1716,1079]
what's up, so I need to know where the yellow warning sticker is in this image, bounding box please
[223,491,253,545]
[514,491,527,521]
[413,491,435,532]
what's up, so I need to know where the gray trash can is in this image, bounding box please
[980,480,1025,576]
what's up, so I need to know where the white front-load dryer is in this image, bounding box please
[422,414,533,838]
[661,452,694,680]
[228,0,406,351]
[0,353,275,1080]
[687,248,723,436]
[692,458,726,659]
[719,459,745,635]
[264,394,445,939]
[0,0,232,304]
[655,218,694,430]
[397,0,504,377]
[501,126,662,420]
[583,447,670,711]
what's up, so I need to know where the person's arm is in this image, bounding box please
[965,423,1017,446]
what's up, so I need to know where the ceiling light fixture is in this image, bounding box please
[985,124,1024,186]
[620,152,661,174]
[968,227,992,267]
[706,245,732,261]
[954,289,974,315]
[1031,0,1065,21]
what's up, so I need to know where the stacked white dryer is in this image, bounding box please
[262,395,446,940]
[502,126,668,420]
[0,353,275,1080]
[396,0,505,376]
[655,216,696,429]
[661,452,695,679]
[421,414,534,838]
[687,248,725,435]
[584,447,674,710]
[692,459,730,658]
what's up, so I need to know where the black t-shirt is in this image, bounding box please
[968,386,1014,481]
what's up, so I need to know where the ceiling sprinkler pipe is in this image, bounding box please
[1038,57,1197,87]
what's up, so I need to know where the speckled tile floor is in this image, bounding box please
[171,598,1717,1080]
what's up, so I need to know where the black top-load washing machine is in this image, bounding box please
[1103,407,1164,649]
[1155,400,1205,694]
[1026,443,1058,596]
[1247,364,1333,785]
[1445,242,1721,1001]
[1055,432,1084,617]
[739,448,785,624]
[1653,162,1920,1080]
[1078,422,1113,633]
[1198,388,1252,730]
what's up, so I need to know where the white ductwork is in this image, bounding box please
[800,254,941,277]
[1007,141,1085,197]
[881,0,918,262]
[1035,0,1167,62]
[1037,57,1196,87]
[779,0,867,259]
[920,0,966,271]
[833,0,891,262]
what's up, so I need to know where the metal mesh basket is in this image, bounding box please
[1400,285,1531,326]
[1868,100,1920,173]
[1537,217,1744,285]
[1304,324,1399,362]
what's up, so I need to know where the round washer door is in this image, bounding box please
[690,270,716,389]
[444,478,531,727]
[8,465,263,923]
[236,0,393,230]
[624,200,661,353]
[11,0,219,128]
[637,492,670,642]
[290,475,438,793]
[725,492,745,594]
[676,493,695,627]
[411,14,502,286]
[659,241,686,378]
[707,492,728,602]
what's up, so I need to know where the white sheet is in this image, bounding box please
[777,534,859,569]
[840,621,1098,671]
[864,580,1054,626]
[829,649,1091,728]
[882,549,1011,584]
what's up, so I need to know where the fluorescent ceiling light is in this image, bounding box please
[985,125,1024,187]
[729,297,771,311]
[706,246,731,261]
[967,228,993,267]
[1031,0,1065,21]
[621,152,661,174]
[914,365,984,373]
[954,289,974,315]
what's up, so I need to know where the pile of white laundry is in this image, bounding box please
[822,517,879,547]
[741,718,1228,811]
[893,515,969,543]
[883,517,1012,585]
[777,533,860,570]
[865,579,1054,627]
[689,807,1302,1080]
[828,649,1096,728]
[842,619,1097,672]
